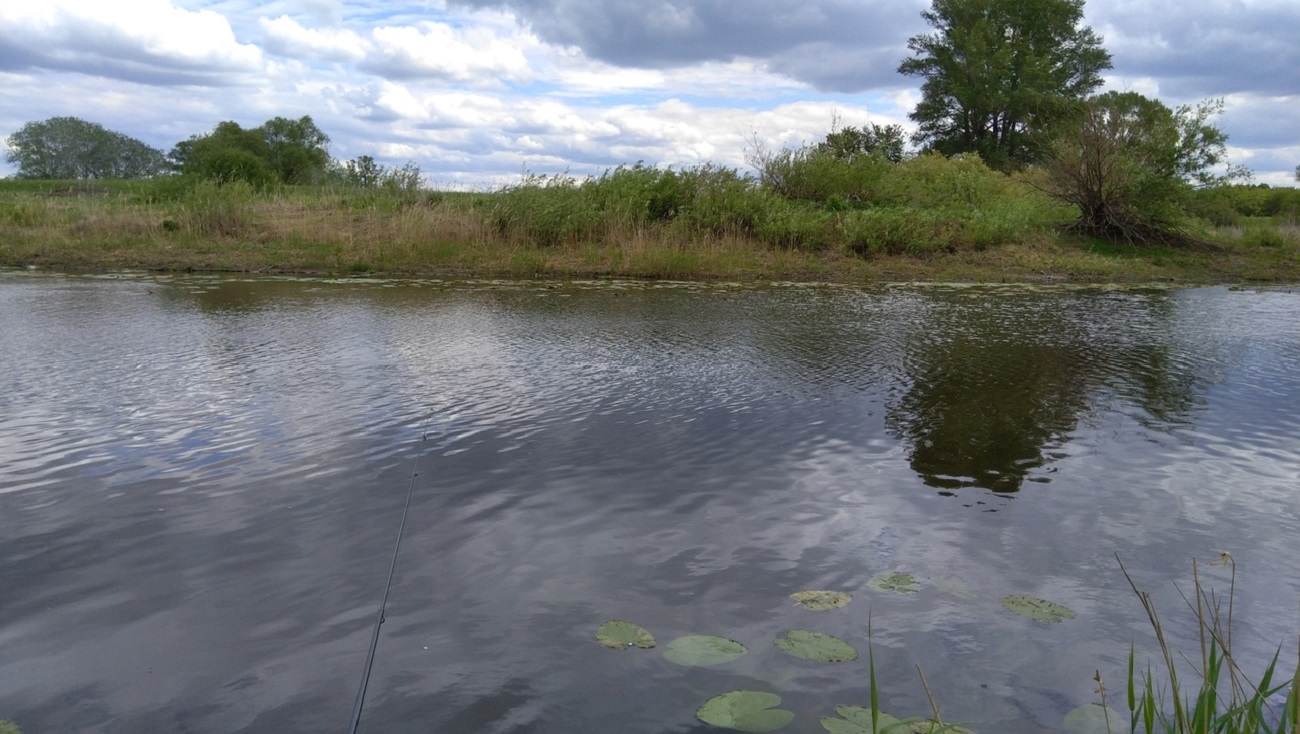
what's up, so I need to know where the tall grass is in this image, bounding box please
[1116,555,1299,734]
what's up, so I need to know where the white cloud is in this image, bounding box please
[0,0,262,84]
[363,21,534,84]
[259,15,368,61]
[0,0,1295,186]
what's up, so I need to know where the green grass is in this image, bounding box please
[1107,556,1300,734]
[1,168,1297,283]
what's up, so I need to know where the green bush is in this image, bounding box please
[493,173,600,246]
[756,147,893,204]
[754,201,838,251]
[885,153,1009,210]
[1239,221,1293,248]
[840,208,952,256]
[673,164,772,237]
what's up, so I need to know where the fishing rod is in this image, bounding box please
[348,414,435,734]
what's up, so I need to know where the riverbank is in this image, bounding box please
[2,178,1297,283]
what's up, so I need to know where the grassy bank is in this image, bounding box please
[2,163,1297,283]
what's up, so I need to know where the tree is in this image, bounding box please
[817,123,907,163]
[171,116,330,186]
[171,121,274,187]
[344,155,385,188]
[260,116,330,184]
[1042,91,1245,244]
[898,0,1111,170]
[5,117,168,179]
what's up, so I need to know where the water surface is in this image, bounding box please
[1,273,1297,733]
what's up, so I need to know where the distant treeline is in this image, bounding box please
[3,115,421,194]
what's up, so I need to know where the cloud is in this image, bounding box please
[360,21,534,83]
[0,0,262,86]
[0,0,1295,186]
[445,0,925,92]
[1091,0,1300,98]
[259,15,368,62]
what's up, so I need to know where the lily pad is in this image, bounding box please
[697,691,795,732]
[791,590,853,611]
[663,635,747,667]
[596,619,655,649]
[0,721,20,734]
[1064,704,1121,734]
[775,630,858,663]
[821,705,902,733]
[822,705,975,733]
[868,572,921,595]
[1001,596,1077,623]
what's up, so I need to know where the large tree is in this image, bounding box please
[898,0,1112,170]
[170,116,330,186]
[261,116,330,184]
[1042,91,1243,244]
[5,117,168,179]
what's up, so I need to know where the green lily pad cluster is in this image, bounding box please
[596,579,1082,732]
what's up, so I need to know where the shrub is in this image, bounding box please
[840,208,952,256]
[754,202,838,251]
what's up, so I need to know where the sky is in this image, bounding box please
[1,0,1297,187]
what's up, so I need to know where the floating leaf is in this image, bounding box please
[821,705,902,733]
[791,590,853,611]
[596,619,655,649]
[868,572,921,595]
[1064,704,1120,734]
[663,635,747,667]
[821,705,977,733]
[0,721,20,734]
[697,691,795,732]
[905,722,975,734]
[775,630,858,662]
[1001,596,1077,623]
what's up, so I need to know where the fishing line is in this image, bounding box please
[348,410,437,734]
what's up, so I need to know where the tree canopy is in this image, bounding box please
[4,117,168,179]
[816,123,907,163]
[898,0,1112,170]
[171,116,331,186]
[1042,91,1241,243]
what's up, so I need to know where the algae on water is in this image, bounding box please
[868,572,921,595]
[1001,595,1077,623]
[791,590,853,611]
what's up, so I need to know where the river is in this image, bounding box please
[1,272,1297,733]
